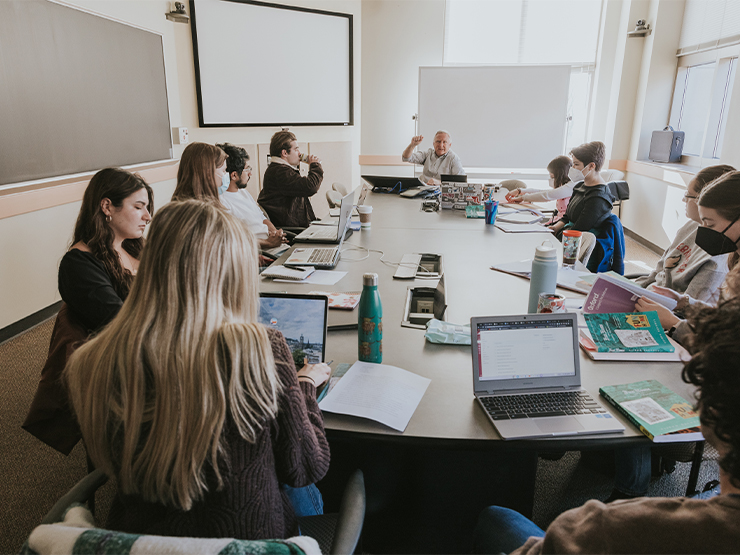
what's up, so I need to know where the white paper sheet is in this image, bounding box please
[494,221,553,233]
[274,270,347,285]
[318,361,431,432]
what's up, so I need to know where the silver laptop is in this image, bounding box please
[295,191,354,243]
[471,313,624,440]
[330,184,368,217]
[283,211,351,269]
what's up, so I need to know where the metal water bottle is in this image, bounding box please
[358,273,382,362]
[528,243,558,313]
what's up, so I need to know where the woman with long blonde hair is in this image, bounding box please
[65,200,330,539]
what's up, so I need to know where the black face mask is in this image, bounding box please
[696,215,740,256]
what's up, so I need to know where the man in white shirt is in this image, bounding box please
[402,130,465,185]
[216,143,286,249]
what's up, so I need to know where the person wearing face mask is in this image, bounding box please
[216,143,287,250]
[257,130,323,229]
[172,142,228,203]
[636,165,735,302]
[636,170,740,348]
[505,156,573,222]
[402,130,465,185]
[548,141,614,238]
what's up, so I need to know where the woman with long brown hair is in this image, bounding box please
[60,167,153,332]
[172,142,228,202]
[65,200,330,540]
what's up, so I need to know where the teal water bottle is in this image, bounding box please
[358,273,383,362]
[528,243,558,313]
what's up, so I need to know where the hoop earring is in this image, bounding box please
[106,215,111,223]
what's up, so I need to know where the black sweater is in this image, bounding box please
[555,181,614,232]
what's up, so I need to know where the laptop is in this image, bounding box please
[259,292,328,364]
[361,175,422,193]
[329,184,368,217]
[283,211,351,269]
[471,313,625,440]
[294,191,354,244]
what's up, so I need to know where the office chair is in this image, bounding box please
[606,180,630,219]
[33,469,366,555]
[578,231,597,267]
[498,179,527,192]
[332,182,349,197]
[327,189,343,208]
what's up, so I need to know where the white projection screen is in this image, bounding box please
[418,66,570,169]
[190,0,353,126]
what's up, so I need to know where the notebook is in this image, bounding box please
[294,191,354,243]
[284,212,351,269]
[329,184,368,217]
[470,313,625,440]
[259,292,328,364]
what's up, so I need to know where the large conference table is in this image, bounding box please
[261,190,693,553]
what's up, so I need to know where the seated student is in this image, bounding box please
[636,165,735,303]
[472,297,740,554]
[59,168,153,333]
[548,141,614,238]
[24,167,153,453]
[505,155,573,222]
[216,142,287,250]
[402,130,465,185]
[637,170,740,347]
[65,200,331,540]
[172,142,228,202]
[258,131,323,228]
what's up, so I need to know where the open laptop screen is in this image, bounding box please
[475,317,576,382]
[259,293,328,364]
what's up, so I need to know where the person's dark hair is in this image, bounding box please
[570,141,606,172]
[173,142,227,202]
[683,297,740,488]
[547,155,572,188]
[73,168,154,299]
[693,165,736,193]
[269,131,297,158]
[217,143,249,176]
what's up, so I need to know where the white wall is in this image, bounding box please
[0,0,361,330]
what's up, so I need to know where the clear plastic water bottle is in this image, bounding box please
[528,243,558,313]
[358,273,382,362]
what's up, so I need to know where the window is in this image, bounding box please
[668,56,737,160]
[444,0,604,150]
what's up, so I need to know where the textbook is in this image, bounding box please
[578,329,684,362]
[309,291,361,310]
[584,311,674,353]
[583,273,677,314]
[599,380,702,442]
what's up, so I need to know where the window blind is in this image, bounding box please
[678,0,740,56]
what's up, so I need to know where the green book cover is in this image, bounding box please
[599,380,700,441]
[584,311,674,352]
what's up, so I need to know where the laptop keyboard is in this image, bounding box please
[308,227,337,239]
[480,391,607,420]
[307,248,336,264]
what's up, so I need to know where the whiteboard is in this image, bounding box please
[418,66,570,169]
[191,0,352,126]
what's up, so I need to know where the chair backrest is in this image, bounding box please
[498,179,526,192]
[600,169,625,182]
[606,180,629,201]
[326,190,342,208]
[578,231,597,266]
[332,182,348,196]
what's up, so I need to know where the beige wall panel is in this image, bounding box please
[308,141,353,218]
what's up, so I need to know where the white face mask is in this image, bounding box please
[548,177,555,189]
[568,167,587,183]
[218,172,230,195]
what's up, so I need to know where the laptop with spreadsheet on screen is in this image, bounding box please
[470,313,624,440]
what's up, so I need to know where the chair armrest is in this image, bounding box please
[41,469,108,524]
[330,469,365,555]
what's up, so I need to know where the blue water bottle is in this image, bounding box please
[358,273,383,362]
[528,243,558,313]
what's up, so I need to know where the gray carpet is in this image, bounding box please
[0,309,720,553]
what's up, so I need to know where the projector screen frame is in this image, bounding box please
[189,0,354,128]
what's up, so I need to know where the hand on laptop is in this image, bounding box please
[297,358,331,387]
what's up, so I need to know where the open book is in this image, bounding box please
[583,273,677,314]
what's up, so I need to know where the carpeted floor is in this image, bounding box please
[0,236,718,553]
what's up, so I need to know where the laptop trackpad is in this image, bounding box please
[535,416,584,434]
